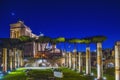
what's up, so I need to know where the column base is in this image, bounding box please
[97,79,103,80]
[94,77,106,80]
[84,73,93,76]
[86,73,91,75]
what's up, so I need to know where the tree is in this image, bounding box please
[91,35,107,43]
[19,35,34,42]
[49,37,65,53]
[37,36,51,51]
[68,38,79,52]
[36,36,51,60]
[55,37,65,50]
[19,35,34,50]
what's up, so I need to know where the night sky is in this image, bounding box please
[0,0,120,51]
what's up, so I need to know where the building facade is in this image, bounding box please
[10,21,38,38]
[10,21,62,58]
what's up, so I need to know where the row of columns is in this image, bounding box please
[11,30,20,38]
[64,42,103,80]
[2,48,24,72]
[65,52,83,72]
[65,42,120,80]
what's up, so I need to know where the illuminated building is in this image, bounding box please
[10,21,38,38]
[10,21,62,58]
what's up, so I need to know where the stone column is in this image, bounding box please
[64,53,67,67]
[66,53,69,68]
[86,47,91,75]
[75,53,78,70]
[16,31,18,38]
[78,52,83,73]
[14,32,16,38]
[72,54,75,70]
[17,50,20,68]
[97,42,103,80]
[33,42,36,58]
[13,48,17,69]
[115,42,120,80]
[17,31,20,38]
[9,49,13,71]
[68,52,72,68]
[10,31,14,38]
[18,50,23,67]
[38,43,40,51]
[20,50,23,67]
[2,48,7,72]
[67,53,69,68]
[64,53,66,67]
[75,52,78,70]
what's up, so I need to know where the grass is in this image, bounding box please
[3,67,94,80]
[104,68,115,80]
[57,68,94,80]
[89,67,115,80]
[3,68,27,80]
[2,67,115,80]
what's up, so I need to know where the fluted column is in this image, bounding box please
[2,48,7,72]
[97,42,103,80]
[78,52,83,73]
[86,47,91,75]
[115,42,120,80]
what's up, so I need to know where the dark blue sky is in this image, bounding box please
[0,0,120,51]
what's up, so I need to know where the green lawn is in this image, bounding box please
[3,68,27,80]
[56,68,94,80]
[3,67,94,80]
[89,67,115,80]
[2,67,115,80]
[104,68,115,80]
